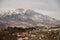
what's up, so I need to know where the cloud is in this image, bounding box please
[0,0,59,10]
[0,0,60,20]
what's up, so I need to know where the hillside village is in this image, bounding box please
[0,26,60,40]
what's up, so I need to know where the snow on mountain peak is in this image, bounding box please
[0,8,60,28]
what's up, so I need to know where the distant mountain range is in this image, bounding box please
[0,8,60,28]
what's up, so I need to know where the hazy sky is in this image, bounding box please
[0,0,60,20]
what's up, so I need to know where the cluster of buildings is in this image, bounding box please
[16,26,60,40]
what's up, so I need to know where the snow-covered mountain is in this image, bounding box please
[0,8,60,28]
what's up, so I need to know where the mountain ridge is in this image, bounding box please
[0,8,60,28]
